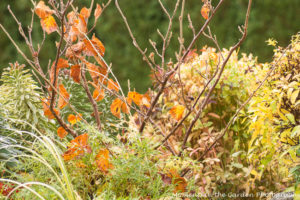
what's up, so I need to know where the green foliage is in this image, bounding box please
[150,47,258,194]
[99,138,170,199]
[247,33,300,191]
[0,121,186,199]
[0,127,77,200]
[0,62,53,131]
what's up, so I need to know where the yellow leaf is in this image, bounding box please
[169,105,185,121]
[40,15,58,34]
[291,90,299,104]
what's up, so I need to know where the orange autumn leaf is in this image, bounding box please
[57,58,69,69]
[44,108,59,119]
[93,87,105,102]
[69,133,88,147]
[107,79,119,92]
[86,62,107,84]
[66,42,85,58]
[57,126,68,139]
[95,149,113,174]
[42,98,59,119]
[128,91,142,106]
[68,114,77,125]
[94,4,102,21]
[35,1,54,19]
[169,105,185,121]
[121,97,131,114]
[68,114,82,125]
[110,98,130,118]
[86,62,99,83]
[80,7,90,21]
[66,11,87,42]
[201,4,210,20]
[83,34,105,57]
[40,15,58,34]
[167,169,187,193]
[89,81,105,102]
[110,98,122,118]
[58,84,70,109]
[70,65,81,83]
[62,133,91,161]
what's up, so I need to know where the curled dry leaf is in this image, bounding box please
[86,62,107,84]
[83,34,105,57]
[110,98,122,118]
[70,65,81,83]
[95,149,114,174]
[201,4,210,20]
[42,98,59,119]
[62,133,91,161]
[166,169,187,193]
[93,88,105,102]
[80,7,90,22]
[110,98,130,118]
[35,1,58,34]
[107,79,119,92]
[67,11,88,42]
[94,4,102,21]
[121,97,131,114]
[35,1,54,19]
[169,105,185,121]
[58,84,70,109]
[57,126,68,139]
[66,42,85,59]
[128,91,142,106]
[40,15,58,34]
[90,81,105,102]
[57,58,69,69]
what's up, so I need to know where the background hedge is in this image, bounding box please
[0,0,299,91]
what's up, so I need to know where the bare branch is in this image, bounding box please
[180,0,252,154]
[139,0,226,134]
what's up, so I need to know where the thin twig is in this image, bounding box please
[81,64,102,132]
[180,0,252,154]
[181,42,289,178]
[138,0,225,134]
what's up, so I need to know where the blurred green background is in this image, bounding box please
[0,0,299,92]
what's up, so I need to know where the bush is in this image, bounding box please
[0,0,299,199]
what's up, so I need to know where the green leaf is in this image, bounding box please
[291,90,299,104]
[292,126,300,137]
[232,163,243,168]
[286,113,296,124]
